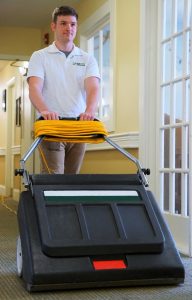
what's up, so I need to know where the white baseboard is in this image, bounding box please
[13,189,20,202]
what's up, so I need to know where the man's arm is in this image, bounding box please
[79,77,100,121]
[28,76,58,120]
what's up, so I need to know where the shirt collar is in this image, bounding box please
[47,42,76,54]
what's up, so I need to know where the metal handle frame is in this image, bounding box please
[104,136,149,187]
[16,135,149,189]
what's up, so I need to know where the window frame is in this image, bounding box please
[78,0,116,132]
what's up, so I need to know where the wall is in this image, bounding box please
[115,0,139,133]
[0,27,42,58]
[81,148,138,174]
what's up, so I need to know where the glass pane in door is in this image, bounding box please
[175,0,184,32]
[162,85,171,125]
[163,41,172,82]
[164,173,169,211]
[175,127,182,168]
[175,173,181,214]
[164,129,170,168]
[163,0,172,38]
[102,24,110,118]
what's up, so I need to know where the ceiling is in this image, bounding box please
[0,0,79,28]
[0,0,80,71]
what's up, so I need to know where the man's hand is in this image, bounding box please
[40,110,59,120]
[79,111,95,121]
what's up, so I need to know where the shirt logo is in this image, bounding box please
[73,62,85,66]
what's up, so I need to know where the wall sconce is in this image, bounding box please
[10,60,29,76]
[2,89,6,112]
[44,33,49,45]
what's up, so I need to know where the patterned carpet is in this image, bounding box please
[0,199,192,300]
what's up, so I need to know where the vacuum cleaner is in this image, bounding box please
[15,120,185,292]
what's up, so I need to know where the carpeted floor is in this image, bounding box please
[0,199,192,300]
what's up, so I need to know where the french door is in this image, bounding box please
[140,0,192,255]
[158,0,191,255]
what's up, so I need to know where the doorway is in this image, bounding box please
[0,59,34,200]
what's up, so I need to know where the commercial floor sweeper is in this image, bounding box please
[15,119,185,292]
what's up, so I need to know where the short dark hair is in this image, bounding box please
[52,6,78,23]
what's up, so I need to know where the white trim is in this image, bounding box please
[5,77,16,196]
[44,190,138,197]
[189,0,192,256]
[0,148,6,156]
[164,213,190,255]
[11,146,21,155]
[139,0,158,192]
[79,1,110,37]
[86,132,139,151]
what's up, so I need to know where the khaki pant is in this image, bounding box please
[39,140,86,174]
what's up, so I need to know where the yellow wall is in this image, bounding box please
[116,0,139,132]
[76,0,106,21]
[0,27,42,57]
[81,148,138,174]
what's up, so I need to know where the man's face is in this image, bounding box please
[51,15,77,43]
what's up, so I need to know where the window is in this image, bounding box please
[79,1,115,131]
[87,23,111,123]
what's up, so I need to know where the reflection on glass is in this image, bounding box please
[187,0,192,26]
[187,174,189,216]
[186,79,190,122]
[164,173,169,211]
[175,0,184,32]
[164,129,170,168]
[175,173,181,214]
[162,85,171,125]
[163,0,172,38]
[163,41,172,82]
[175,127,182,168]
[174,35,183,78]
[102,24,110,119]
[174,81,182,123]
[187,126,189,169]
[93,34,99,63]
[186,31,191,75]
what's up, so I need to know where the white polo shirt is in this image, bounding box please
[27,42,100,118]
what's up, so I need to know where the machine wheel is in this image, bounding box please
[16,236,23,277]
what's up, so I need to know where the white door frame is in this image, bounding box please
[139,0,158,193]
[5,77,16,196]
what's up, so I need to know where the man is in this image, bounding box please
[27,6,100,174]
